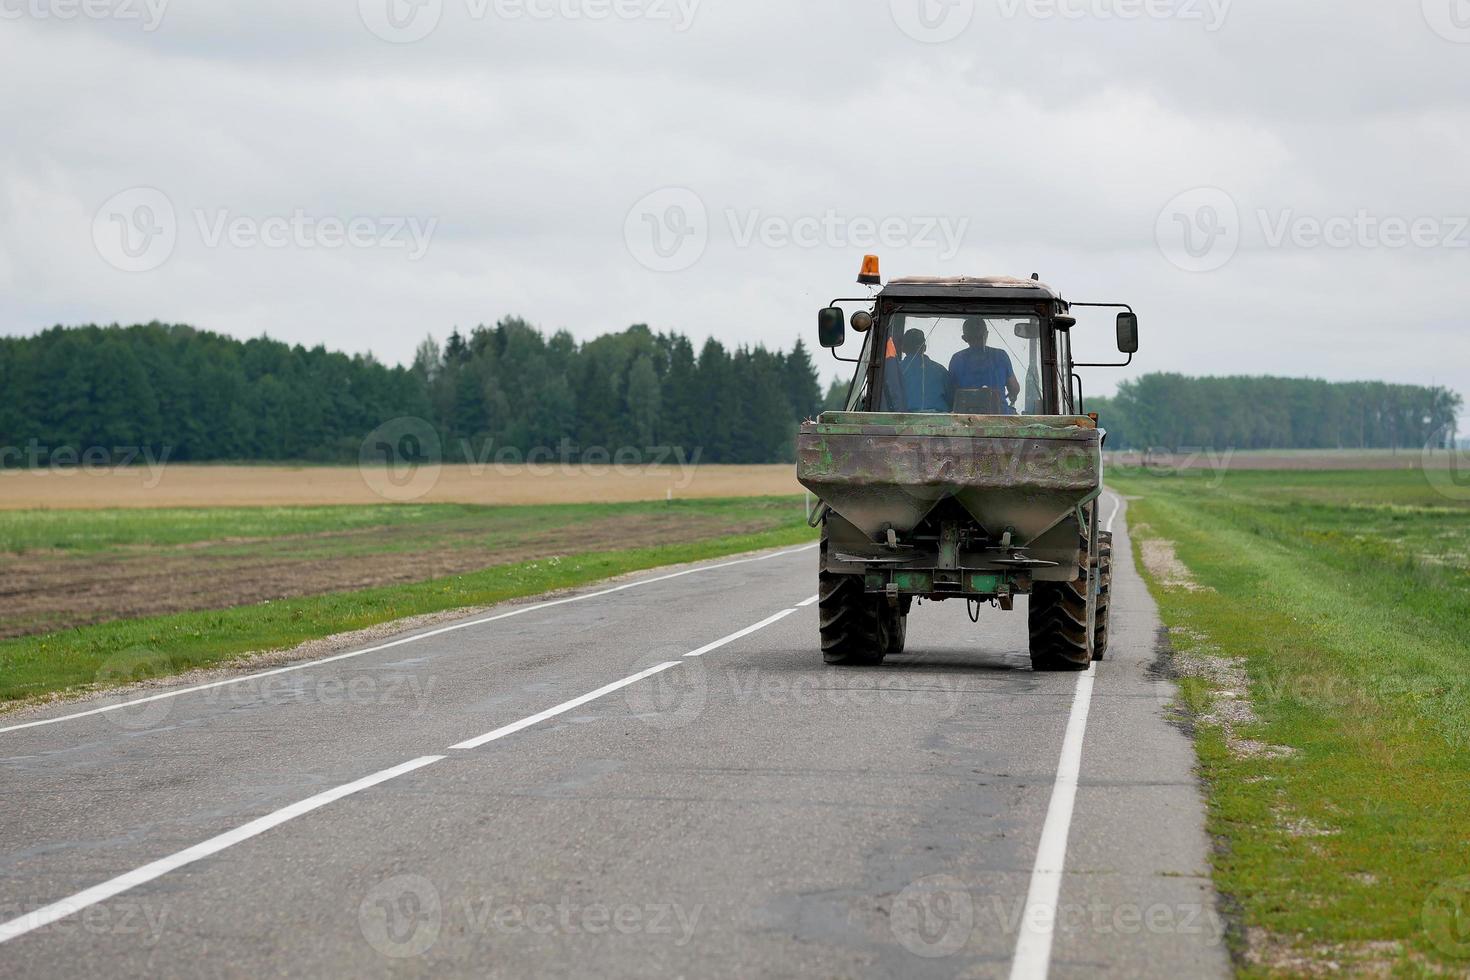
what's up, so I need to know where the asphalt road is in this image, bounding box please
[0,494,1230,979]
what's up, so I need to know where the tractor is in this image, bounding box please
[796,258,1139,670]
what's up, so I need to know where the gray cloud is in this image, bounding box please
[1,0,1467,405]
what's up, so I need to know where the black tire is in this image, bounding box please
[819,571,888,665]
[1029,532,1111,671]
[1092,533,1113,662]
[1028,579,1091,671]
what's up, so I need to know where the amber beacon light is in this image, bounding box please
[857,254,882,286]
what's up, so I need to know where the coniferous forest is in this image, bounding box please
[0,320,822,466]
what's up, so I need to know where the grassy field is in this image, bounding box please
[0,496,817,707]
[0,499,798,555]
[0,503,469,553]
[0,497,808,638]
[1109,467,1470,976]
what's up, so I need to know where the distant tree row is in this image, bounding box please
[1090,374,1462,451]
[0,323,428,464]
[1,324,1458,466]
[0,320,823,466]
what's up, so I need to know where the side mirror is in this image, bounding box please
[1116,312,1139,354]
[818,307,846,349]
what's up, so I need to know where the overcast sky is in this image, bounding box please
[2,0,1467,403]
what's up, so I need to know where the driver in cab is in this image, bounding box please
[948,317,1020,415]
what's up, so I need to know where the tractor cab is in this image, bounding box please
[817,265,1138,420]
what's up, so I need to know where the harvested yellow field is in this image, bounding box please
[0,464,804,510]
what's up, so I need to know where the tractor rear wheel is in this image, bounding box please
[1028,531,1112,671]
[1092,532,1113,661]
[819,571,888,665]
[1028,582,1090,671]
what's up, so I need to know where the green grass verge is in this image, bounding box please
[0,498,799,554]
[0,504,478,553]
[1109,468,1470,977]
[0,512,816,707]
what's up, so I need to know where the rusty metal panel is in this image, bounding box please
[797,411,1101,543]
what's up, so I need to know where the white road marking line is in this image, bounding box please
[452,602,804,749]
[0,543,818,737]
[1008,490,1123,979]
[1009,668,1096,980]
[683,608,797,657]
[0,754,444,947]
[450,662,681,750]
[796,593,819,607]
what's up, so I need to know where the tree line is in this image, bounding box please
[1090,374,1462,451]
[0,323,1459,466]
[0,320,823,466]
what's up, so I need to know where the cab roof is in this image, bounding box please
[878,275,1065,304]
